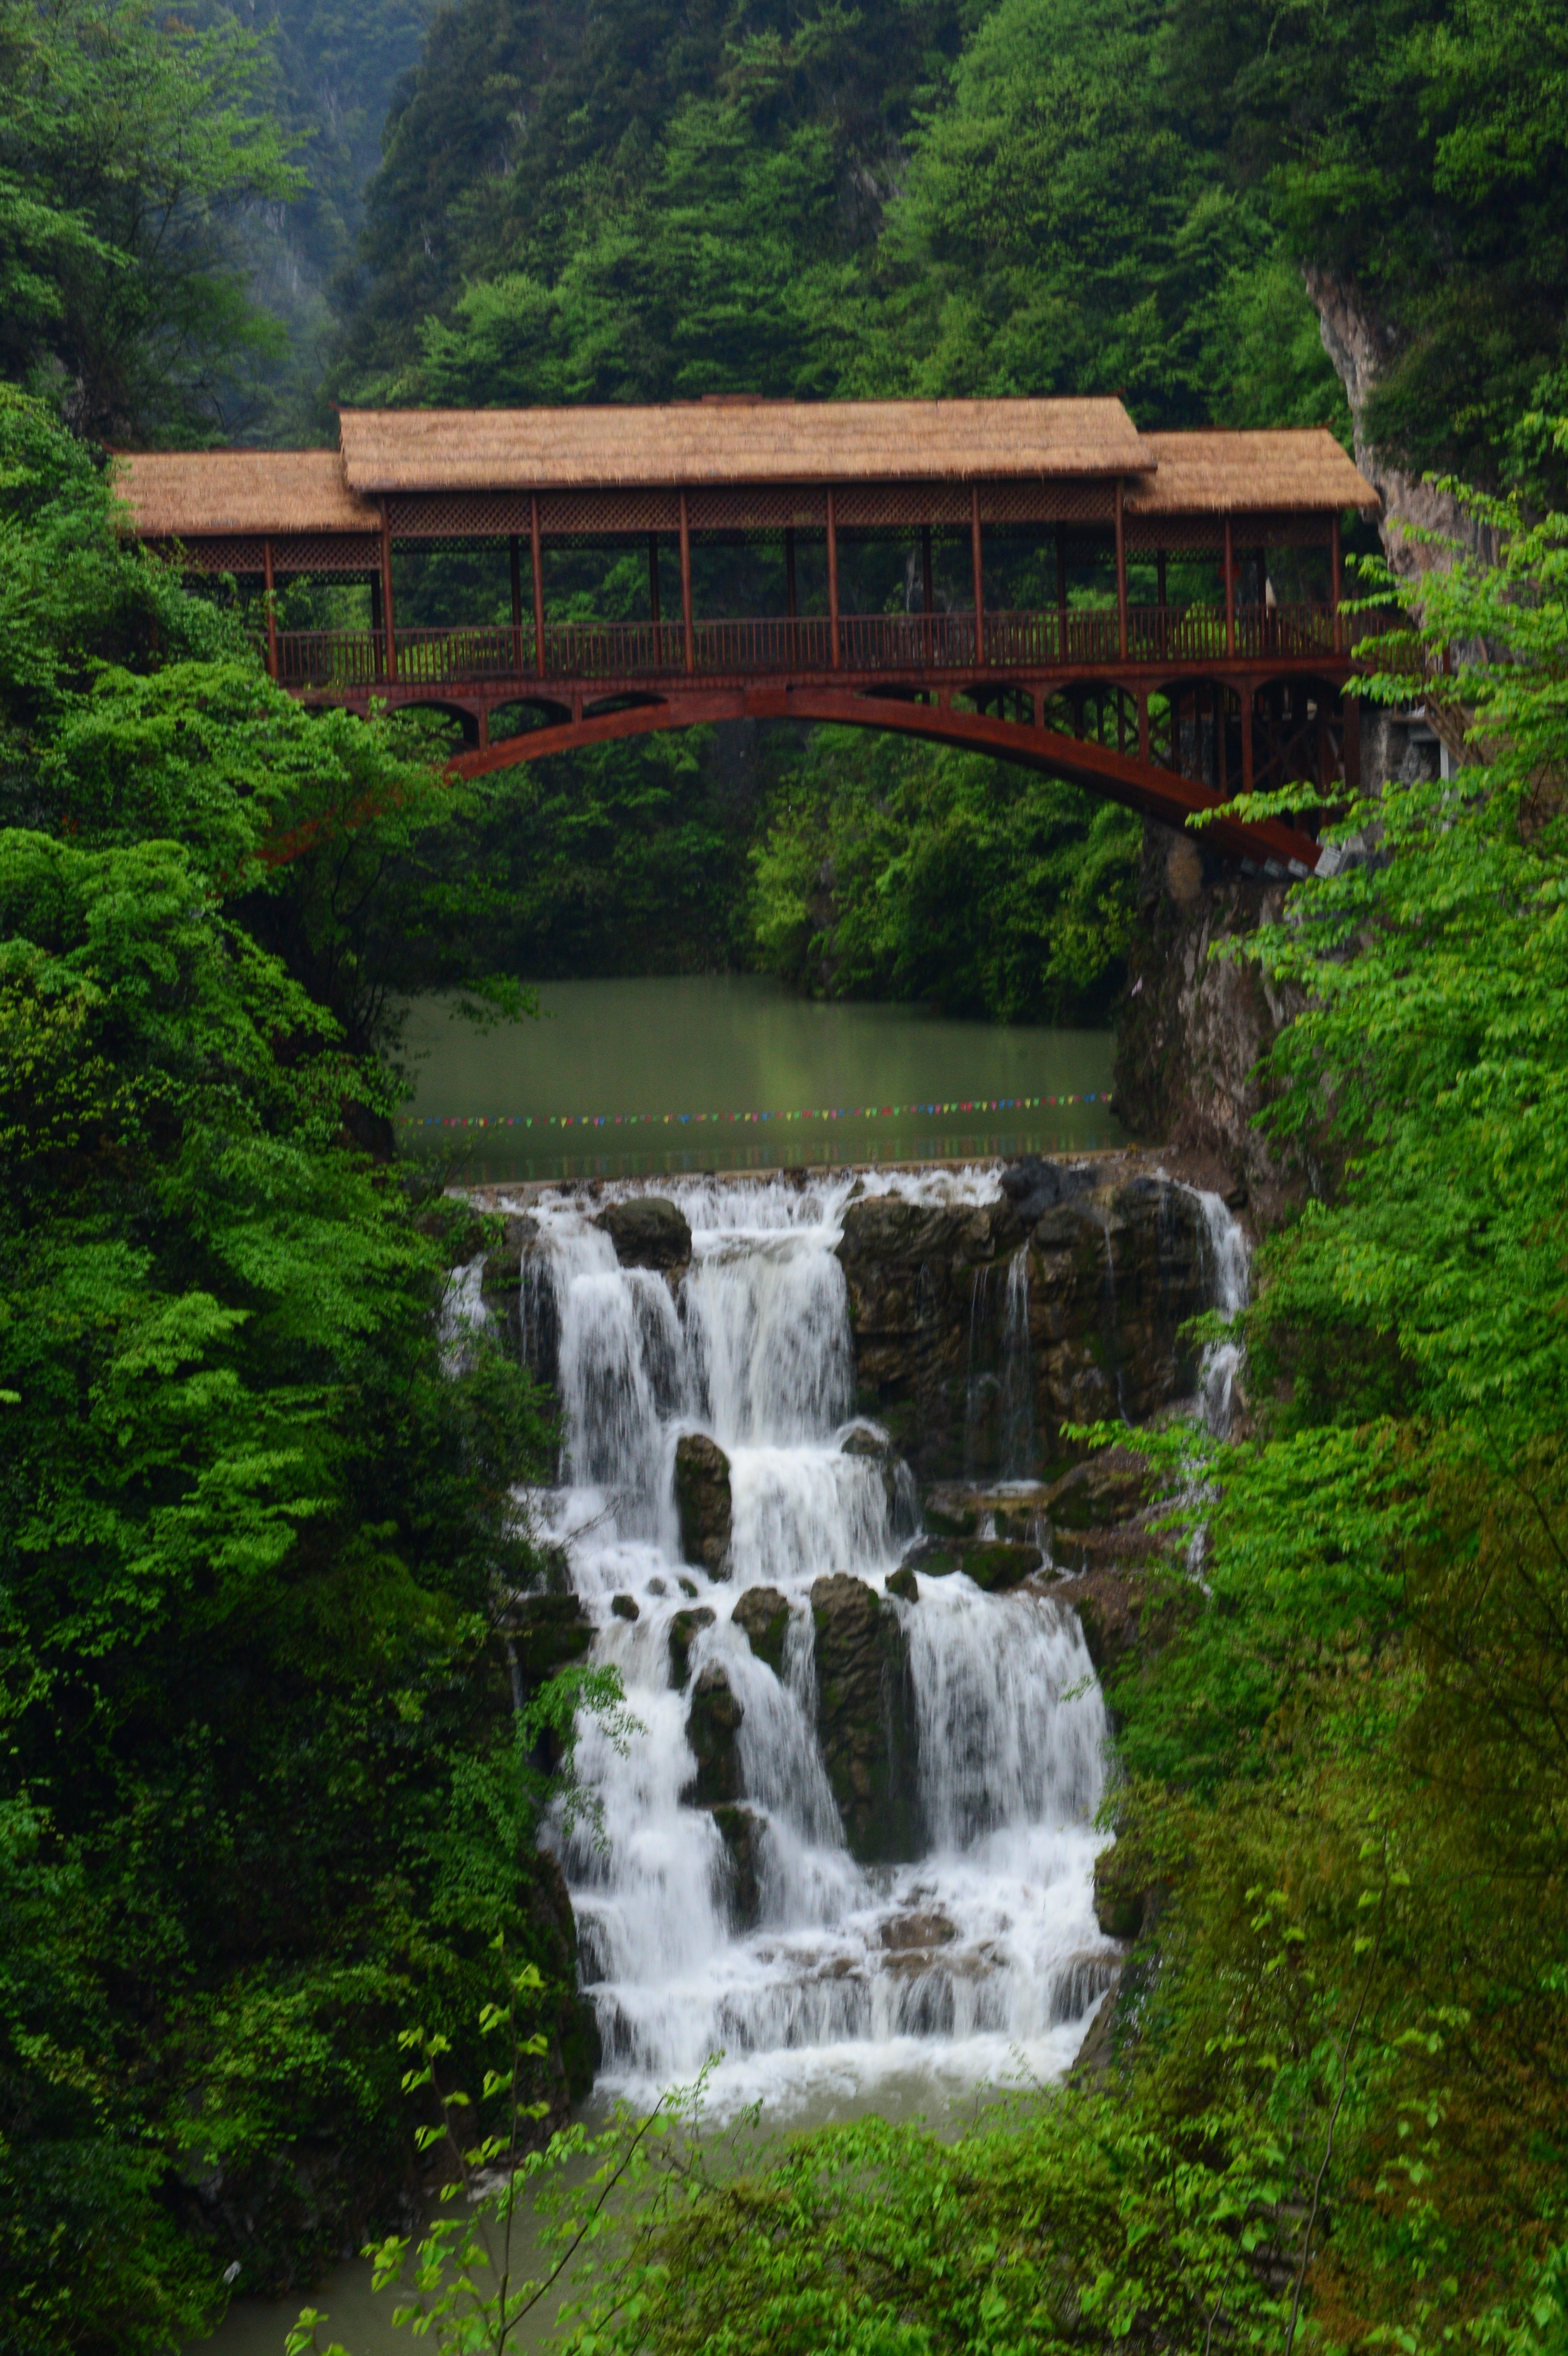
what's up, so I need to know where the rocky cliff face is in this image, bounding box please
[836,1154,1218,1482]
[1111,823,1300,1215]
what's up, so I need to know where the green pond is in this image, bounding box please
[396,974,1123,1183]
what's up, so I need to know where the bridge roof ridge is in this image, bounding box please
[333,396,1151,492]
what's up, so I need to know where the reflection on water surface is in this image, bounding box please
[397,975,1122,1183]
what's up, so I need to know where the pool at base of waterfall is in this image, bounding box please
[477,1165,1235,2127]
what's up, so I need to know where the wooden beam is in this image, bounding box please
[1241,686,1253,796]
[1216,682,1228,795]
[921,524,933,615]
[1330,511,1343,654]
[530,494,545,677]
[679,489,695,673]
[380,501,397,683]
[510,535,523,672]
[1056,529,1069,663]
[262,535,278,680]
[970,484,985,665]
[1138,690,1150,762]
[1114,479,1128,659]
[785,525,797,622]
[826,487,840,667]
[1223,514,1235,658]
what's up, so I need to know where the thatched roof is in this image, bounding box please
[115,449,378,538]
[335,398,1152,491]
[1127,429,1379,517]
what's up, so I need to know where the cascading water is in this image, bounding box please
[513,1171,1118,2121]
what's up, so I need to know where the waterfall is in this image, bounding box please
[525,1171,1120,2122]
[1195,1189,1250,1436]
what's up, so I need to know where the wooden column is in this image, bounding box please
[1223,514,1235,658]
[1344,689,1361,792]
[262,535,278,679]
[379,501,397,683]
[510,536,523,673]
[921,524,933,615]
[784,526,797,621]
[678,490,695,673]
[370,568,383,638]
[1216,683,1228,795]
[970,485,985,664]
[1056,529,1069,663]
[530,494,545,677]
[1330,511,1343,653]
[1241,687,1254,796]
[1137,690,1150,762]
[1156,545,1167,655]
[826,488,840,667]
[1113,479,1128,659]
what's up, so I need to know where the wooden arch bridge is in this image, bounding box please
[123,398,1383,872]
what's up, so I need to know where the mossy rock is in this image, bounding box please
[957,1540,1044,1592]
[886,1565,919,1603]
[667,1605,715,1688]
[710,1803,763,1930]
[675,1433,733,1577]
[683,1664,744,1806]
[732,1585,790,1677]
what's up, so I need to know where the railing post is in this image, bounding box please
[1223,515,1235,659]
[826,488,840,668]
[1331,511,1343,654]
[679,490,695,673]
[1056,528,1069,664]
[262,536,279,680]
[970,484,985,665]
[530,494,545,677]
[379,501,397,684]
[1114,479,1128,661]
[510,535,523,674]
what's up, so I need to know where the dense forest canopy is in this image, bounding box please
[1,0,1568,2349]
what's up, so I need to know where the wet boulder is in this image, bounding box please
[732,1585,790,1677]
[809,1573,923,1864]
[683,1664,745,1807]
[711,1802,764,1931]
[902,1538,1042,1591]
[610,1592,640,1622]
[592,1196,692,1282]
[667,1605,716,1688]
[840,1423,917,1532]
[885,1565,919,1603]
[675,1433,733,1577]
[836,1155,1218,1481]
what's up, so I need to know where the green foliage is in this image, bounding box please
[750,728,1139,1020]
[0,0,301,441]
[0,387,614,2350]
[1165,0,1568,493]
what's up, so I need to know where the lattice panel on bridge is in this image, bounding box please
[158,533,382,576]
[1125,510,1336,552]
[381,480,1122,542]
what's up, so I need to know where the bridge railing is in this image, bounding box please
[274,601,1373,691]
